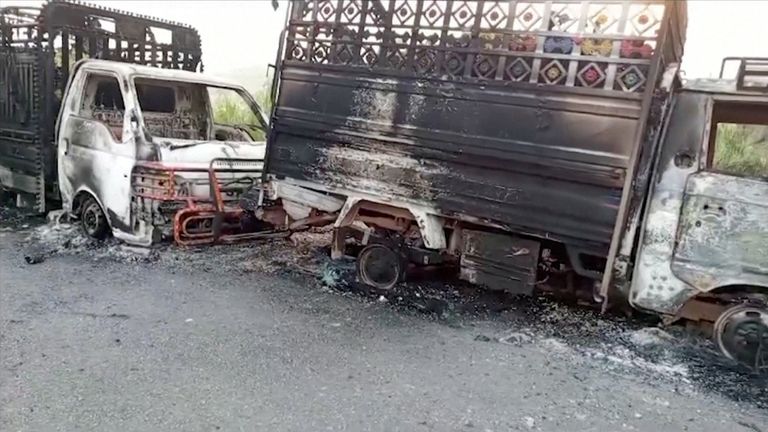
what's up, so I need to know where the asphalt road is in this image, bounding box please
[1,222,767,432]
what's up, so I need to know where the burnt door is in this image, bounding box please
[672,101,768,292]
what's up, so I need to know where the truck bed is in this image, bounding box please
[267,0,686,254]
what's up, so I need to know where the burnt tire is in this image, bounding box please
[357,244,405,290]
[714,304,768,370]
[80,196,110,240]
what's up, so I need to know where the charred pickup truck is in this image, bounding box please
[1,1,268,245]
[245,0,768,368]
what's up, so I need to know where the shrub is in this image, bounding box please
[713,124,768,178]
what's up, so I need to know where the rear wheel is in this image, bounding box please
[357,244,405,290]
[80,196,110,240]
[714,304,768,370]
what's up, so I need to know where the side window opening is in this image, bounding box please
[80,73,125,141]
[207,86,265,142]
[709,102,768,179]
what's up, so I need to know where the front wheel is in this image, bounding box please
[714,303,768,371]
[80,196,110,240]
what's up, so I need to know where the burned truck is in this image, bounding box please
[1,1,269,245]
[245,0,768,367]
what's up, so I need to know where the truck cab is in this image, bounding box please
[630,58,768,367]
[57,59,268,245]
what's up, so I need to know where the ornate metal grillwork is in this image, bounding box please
[0,0,203,211]
[285,0,670,93]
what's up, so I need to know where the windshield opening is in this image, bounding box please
[133,77,265,142]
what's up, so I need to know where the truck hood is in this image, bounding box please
[156,139,265,166]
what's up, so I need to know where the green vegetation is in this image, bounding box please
[211,84,272,141]
[713,123,768,178]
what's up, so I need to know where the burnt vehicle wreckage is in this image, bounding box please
[2,1,767,370]
[244,0,768,369]
[1,0,270,245]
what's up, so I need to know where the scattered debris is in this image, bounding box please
[522,416,536,429]
[628,327,676,347]
[499,332,534,346]
[24,253,45,265]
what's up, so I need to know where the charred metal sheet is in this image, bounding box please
[672,172,768,291]
[459,230,540,295]
[270,70,630,252]
[268,0,686,255]
[0,47,46,211]
[630,92,710,315]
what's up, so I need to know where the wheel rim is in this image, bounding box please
[82,202,103,236]
[359,245,401,290]
[714,305,768,370]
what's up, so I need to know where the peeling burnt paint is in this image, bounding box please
[317,144,447,202]
[268,68,648,253]
[672,172,768,291]
[631,92,709,314]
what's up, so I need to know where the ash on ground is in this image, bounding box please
[9,212,768,410]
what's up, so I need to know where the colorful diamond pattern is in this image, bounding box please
[617,65,646,92]
[577,63,606,87]
[540,60,567,84]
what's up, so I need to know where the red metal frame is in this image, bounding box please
[131,158,265,246]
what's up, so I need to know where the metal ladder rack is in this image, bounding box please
[720,57,768,92]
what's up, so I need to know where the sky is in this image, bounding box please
[5,0,767,88]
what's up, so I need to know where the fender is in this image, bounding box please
[334,197,446,250]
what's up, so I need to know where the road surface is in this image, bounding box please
[1,219,766,431]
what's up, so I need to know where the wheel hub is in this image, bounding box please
[714,304,768,371]
[83,204,101,233]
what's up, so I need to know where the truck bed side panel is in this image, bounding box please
[270,68,644,250]
[267,0,686,253]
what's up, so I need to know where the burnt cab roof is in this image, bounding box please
[72,59,246,90]
[682,57,768,102]
[683,78,768,98]
[680,77,768,126]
